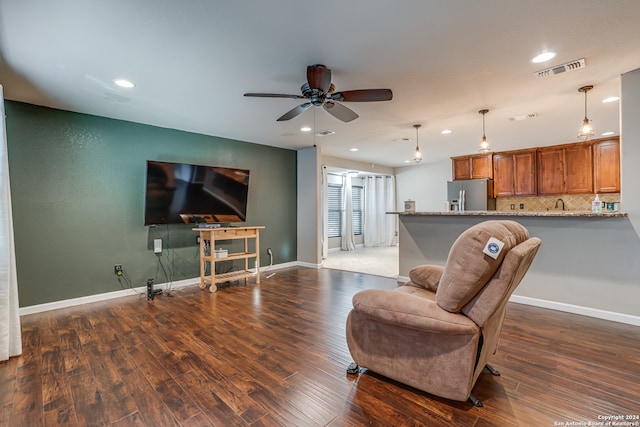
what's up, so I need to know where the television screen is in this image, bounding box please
[144,160,250,225]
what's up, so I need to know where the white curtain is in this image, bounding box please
[364,175,397,247]
[0,85,22,361]
[340,174,356,251]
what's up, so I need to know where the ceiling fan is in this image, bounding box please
[244,64,393,122]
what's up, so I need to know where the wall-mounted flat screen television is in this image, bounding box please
[144,160,250,226]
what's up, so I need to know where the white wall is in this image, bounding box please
[621,68,640,232]
[394,160,451,212]
[321,155,394,176]
[297,147,321,266]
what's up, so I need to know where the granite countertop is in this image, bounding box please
[389,210,628,218]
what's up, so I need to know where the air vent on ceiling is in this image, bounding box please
[534,58,586,78]
[315,130,335,137]
[508,112,538,121]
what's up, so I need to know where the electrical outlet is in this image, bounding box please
[267,248,272,255]
[520,203,525,209]
[510,204,515,210]
[114,264,123,276]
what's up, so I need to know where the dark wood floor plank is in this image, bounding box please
[173,369,248,426]
[3,267,639,427]
[10,324,45,427]
[118,368,181,427]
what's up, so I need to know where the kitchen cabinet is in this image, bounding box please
[492,153,514,197]
[492,149,536,197]
[593,138,620,193]
[514,150,537,196]
[538,141,596,195]
[451,154,493,180]
[537,147,565,195]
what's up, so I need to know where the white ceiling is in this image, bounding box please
[1,0,639,168]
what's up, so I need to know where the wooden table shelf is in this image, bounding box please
[192,226,265,292]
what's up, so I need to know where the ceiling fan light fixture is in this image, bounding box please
[478,109,491,153]
[412,124,423,163]
[577,85,595,140]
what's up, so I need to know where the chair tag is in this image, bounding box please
[483,237,505,259]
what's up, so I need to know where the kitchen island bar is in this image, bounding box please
[392,211,639,325]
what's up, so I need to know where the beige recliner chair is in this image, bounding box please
[346,220,541,406]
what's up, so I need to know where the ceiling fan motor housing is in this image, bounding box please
[244,64,393,122]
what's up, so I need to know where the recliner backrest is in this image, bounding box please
[436,220,529,313]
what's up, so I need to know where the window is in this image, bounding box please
[352,185,363,235]
[327,183,363,238]
[327,184,342,238]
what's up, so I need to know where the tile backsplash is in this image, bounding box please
[496,193,620,211]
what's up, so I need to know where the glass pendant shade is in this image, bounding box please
[577,85,594,140]
[413,147,423,163]
[479,136,490,153]
[578,117,595,139]
[413,124,423,163]
[478,109,490,153]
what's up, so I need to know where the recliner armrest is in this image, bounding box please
[409,265,444,292]
[352,289,478,335]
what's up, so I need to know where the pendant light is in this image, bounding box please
[577,85,595,139]
[478,109,490,153]
[413,124,423,163]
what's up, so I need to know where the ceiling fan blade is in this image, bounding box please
[323,101,359,122]
[244,93,304,99]
[331,89,393,102]
[307,64,332,93]
[277,102,313,121]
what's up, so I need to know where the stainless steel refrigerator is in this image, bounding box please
[447,179,496,211]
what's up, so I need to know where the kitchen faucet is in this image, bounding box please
[554,198,565,210]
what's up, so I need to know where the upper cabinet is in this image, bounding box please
[537,142,593,195]
[451,154,493,180]
[452,136,619,197]
[564,143,594,194]
[593,138,620,193]
[493,149,536,197]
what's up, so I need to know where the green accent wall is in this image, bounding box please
[5,101,297,307]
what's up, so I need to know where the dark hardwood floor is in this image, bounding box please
[1,267,639,426]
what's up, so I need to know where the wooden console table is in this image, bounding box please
[192,226,264,292]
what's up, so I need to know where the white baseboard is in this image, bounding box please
[297,261,322,269]
[18,277,201,316]
[509,295,640,326]
[18,262,298,316]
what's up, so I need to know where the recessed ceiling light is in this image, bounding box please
[602,96,620,103]
[531,51,557,63]
[114,79,135,88]
[300,126,312,132]
[349,148,359,152]
[441,129,452,134]
[403,160,411,163]
[601,131,615,136]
